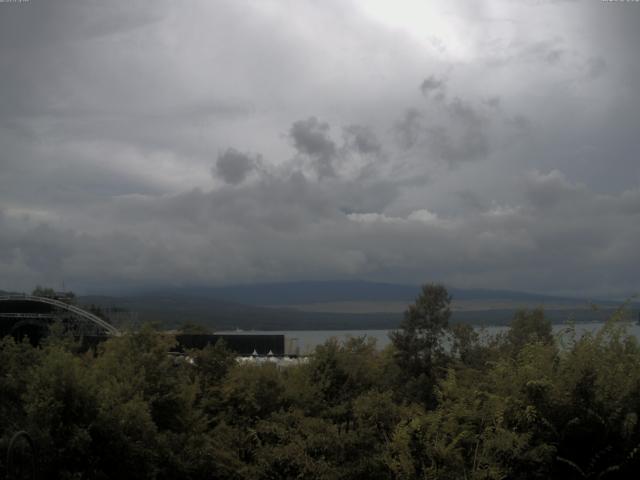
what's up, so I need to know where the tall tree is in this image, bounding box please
[506,308,553,353]
[390,283,452,406]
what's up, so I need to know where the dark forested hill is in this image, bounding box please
[78,293,402,330]
[132,281,591,305]
[74,282,635,330]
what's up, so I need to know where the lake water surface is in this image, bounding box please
[218,322,640,355]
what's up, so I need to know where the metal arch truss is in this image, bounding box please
[0,295,121,337]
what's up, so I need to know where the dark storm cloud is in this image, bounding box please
[1,0,640,297]
[0,0,166,122]
[483,97,501,109]
[420,76,446,100]
[394,109,423,150]
[0,0,163,47]
[425,124,490,165]
[214,149,258,185]
[430,98,490,163]
[342,125,382,157]
[290,117,338,178]
[395,95,493,165]
[2,169,638,296]
[455,190,491,213]
[524,170,586,210]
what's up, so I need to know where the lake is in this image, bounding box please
[218,322,640,355]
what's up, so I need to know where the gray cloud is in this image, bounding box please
[342,125,382,157]
[394,97,492,165]
[420,75,446,100]
[524,170,586,210]
[394,109,423,150]
[484,38,565,68]
[1,0,639,297]
[432,98,490,163]
[214,149,258,185]
[1,168,638,297]
[290,117,337,178]
[0,0,164,47]
[425,124,490,164]
[484,96,501,109]
[585,56,607,79]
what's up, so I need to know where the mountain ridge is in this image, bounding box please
[126,281,604,306]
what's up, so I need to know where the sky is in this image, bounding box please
[0,0,639,297]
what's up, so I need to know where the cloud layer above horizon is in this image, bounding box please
[1,0,639,296]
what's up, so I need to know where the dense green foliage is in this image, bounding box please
[2,284,640,479]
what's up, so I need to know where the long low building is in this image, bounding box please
[175,333,300,356]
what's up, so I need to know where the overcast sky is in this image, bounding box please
[1,0,639,296]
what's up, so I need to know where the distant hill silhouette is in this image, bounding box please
[138,281,587,306]
[3,282,633,331]
[78,292,401,330]
[68,281,635,330]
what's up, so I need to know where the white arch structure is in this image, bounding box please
[0,295,121,336]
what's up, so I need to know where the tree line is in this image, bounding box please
[1,284,639,479]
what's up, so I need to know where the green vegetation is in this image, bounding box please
[31,286,58,298]
[32,286,76,304]
[2,284,640,479]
